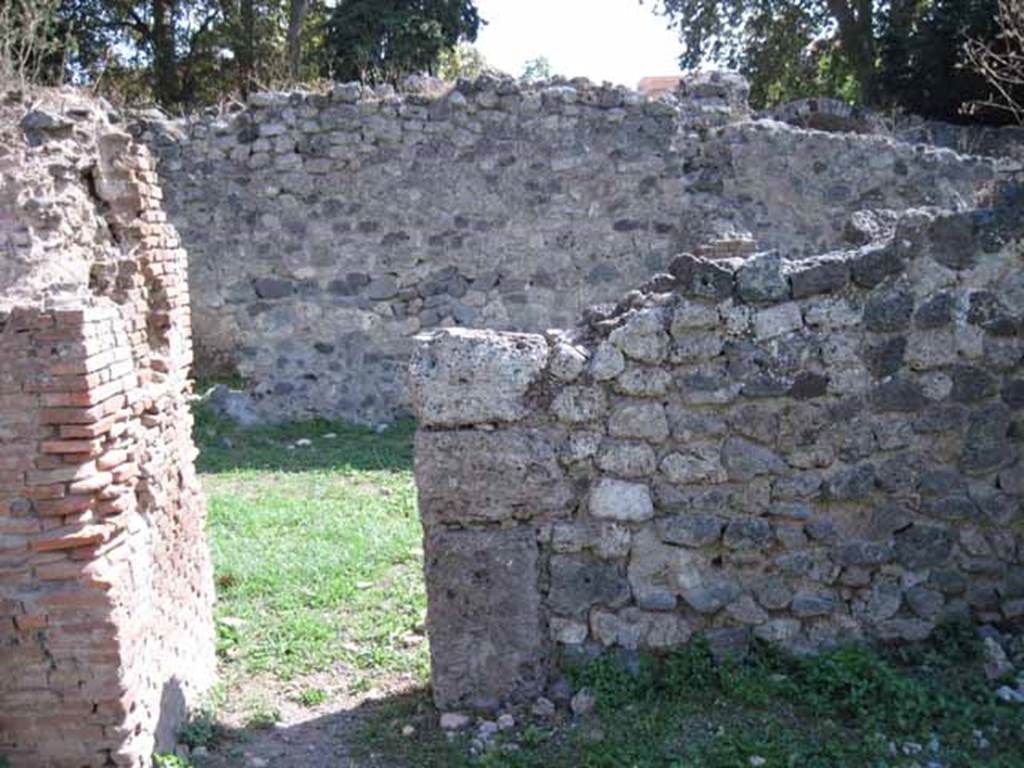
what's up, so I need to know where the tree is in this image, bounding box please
[286,0,307,81]
[652,0,914,106]
[437,42,489,80]
[879,0,1004,124]
[520,55,551,82]
[58,0,229,105]
[323,0,481,84]
[964,0,1024,124]
[0,0,65,86]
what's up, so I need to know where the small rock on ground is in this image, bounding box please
[570,689,595,716]
[531,697,555,718]
[440,712,471,730]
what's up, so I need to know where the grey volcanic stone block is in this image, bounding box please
[914,292,955,329]
[929,213,979,270]
[656,514,724,547]
[548,555,630,617]
[669,253,735,300]
[849,243,902,288]
[590,478,654,521]
[736,251,789,303]
[416,429,572,524]
[425,527,547,710]
[721,437,784,480]
[787,255,850,298]
[960,403,1014,475]
[895,525,954,569]
[410,329,548,426]
[252,276,295,299]
[863,282,914,332]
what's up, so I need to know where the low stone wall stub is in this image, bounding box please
[410,197,1024,710]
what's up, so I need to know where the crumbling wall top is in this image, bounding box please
[0,89,136,312]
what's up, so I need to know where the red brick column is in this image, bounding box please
[1,126,214,767]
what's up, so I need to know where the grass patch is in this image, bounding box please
[195,405,427,683]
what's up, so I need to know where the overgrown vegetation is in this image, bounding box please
[653,0,1019,122]
[324,0,481,84]
[6,0,484,107]
[0,0,63,87]
[965,0,1024,124]
[152,754,191,768]
[363,625,1024,767]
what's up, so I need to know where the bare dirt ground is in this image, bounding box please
[194,668,425,767]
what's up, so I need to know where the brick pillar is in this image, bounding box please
[1,123,214,767]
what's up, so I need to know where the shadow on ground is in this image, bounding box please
[192,686,437,768]
[193,406,416,475]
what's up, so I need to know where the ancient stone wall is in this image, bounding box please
[409,190,1023,711]
[135,74,997,424]
[0,94,214,766]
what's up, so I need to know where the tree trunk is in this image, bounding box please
[826,0,878,104]
[152,0,179,106]
[287,0,308,82]
[239,0,255,96]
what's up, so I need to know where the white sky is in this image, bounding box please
[473,0,683,88]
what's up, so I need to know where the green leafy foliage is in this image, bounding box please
[654,0,1011,119]
[152,753,191,768]
[437,42,489,80]
[878,0,1007,123]
[17,0,478,105]
[362,629,1024,767]
[654,0,873,105]
[176,708,220,750]
[520,55,552,82]
[296,686,328,707]
[323,0,481,84]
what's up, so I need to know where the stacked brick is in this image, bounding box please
[1,100,214,766]
[410,191,1023,711]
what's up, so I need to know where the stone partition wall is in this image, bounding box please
[409,192,1023,711]
[1,96,214,766]
[135,73,999,424]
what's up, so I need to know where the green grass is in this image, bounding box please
[361,625,1024,768]
[195,405,427,683]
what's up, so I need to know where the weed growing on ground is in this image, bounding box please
[296,687,329,707]
[176,708,221,751]
[361,626,1024,767]
[152,754,191,768]
[243,704,281,730]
